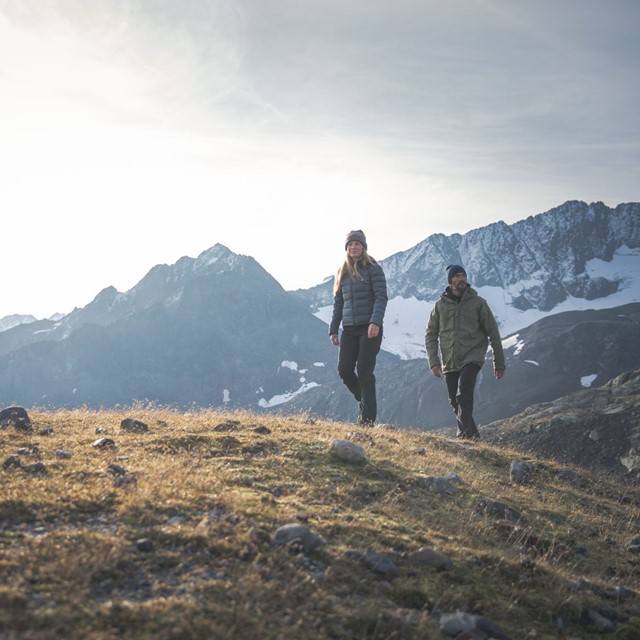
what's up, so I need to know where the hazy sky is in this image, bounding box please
[1,0,638,319]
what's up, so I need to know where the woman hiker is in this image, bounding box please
[329,230,388,426]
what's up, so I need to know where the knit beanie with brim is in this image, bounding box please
[446,264,466,283]
[345,229,367,250]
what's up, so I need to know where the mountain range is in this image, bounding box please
[1,200,638,429]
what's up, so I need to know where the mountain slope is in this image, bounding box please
[0,245,336,409]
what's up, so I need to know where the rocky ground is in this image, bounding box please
[482,370,640,484]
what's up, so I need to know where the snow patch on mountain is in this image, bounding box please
[258,382,320,408]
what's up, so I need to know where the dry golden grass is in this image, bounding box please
[0,407,638,639]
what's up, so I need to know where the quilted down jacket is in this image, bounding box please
[329,262,387,334]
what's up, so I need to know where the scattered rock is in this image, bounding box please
[114,474,137,490]
[626,535,640,553]
[38,427,54,436]
[136,538,155,553]
[406,547,452,571]
[120,418,148,433]
[92,438,116,450]
[22,462,47,476]
[253,425,271,434]
[413,447,426,455]
[439,612,511,639]
[363,551,398,577]
[249,527,272,545]
[510,460,533,484]
[273,523,322,553]
[0,406,32,432]
[620,447,640,472]
[213,420,240,432]
[422,476,457,494]
[587,609,615,632]
[2,455,22,469]
[55,449,73,459]
[330,439,366,465]
[107,463,127,476]
[556,469,582,485]
[476,499,524,524]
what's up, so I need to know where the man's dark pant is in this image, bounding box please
[337,324,383,424]
[445,363,481,438]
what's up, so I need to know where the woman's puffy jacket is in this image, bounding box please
[329,263,387,334]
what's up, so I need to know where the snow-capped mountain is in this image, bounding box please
[301,201,640,359]
[0,314,38,333]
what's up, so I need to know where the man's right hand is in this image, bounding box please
[330,334,340,346]
[431,365,442,378]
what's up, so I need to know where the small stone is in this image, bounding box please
[510,460,533,484]
[136,538,155,553]
[92,438,116,449]
[330,439,366,465]
[2,455,22,469]
[588,609,615,632]
[120,418,148,433]
[273,523,322,552]
[407,547,453,571]
[55,449,73,459]
[0,406,32,432]
[107,463,127,476]
[22,462,47,475]
[249,527,272,545]
[363,551,398,577]
[253,425,271,434]
[213,420,240,432]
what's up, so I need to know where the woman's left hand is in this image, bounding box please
[368,323,380,338]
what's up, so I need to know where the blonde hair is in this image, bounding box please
[333,249,378,293]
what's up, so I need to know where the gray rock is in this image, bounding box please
[273,523,322,552]
[22,462,47,475]
[363,551,398,577]
[407,547,452,571]
[588,609,615,632]
[92,438,116,449]
[330,439,366,465]
[55,449,73,459]
[136,538,155,553]
[0,406,32,432]
[423,476,458,494]
[2,455,22,469]
[510,460,533,484]
[107,463,127,476]
[620,448,640,472]
[120,418,148,433]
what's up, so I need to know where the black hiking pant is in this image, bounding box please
[337,324,383,425]
[445,363,481,439]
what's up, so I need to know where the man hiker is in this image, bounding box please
[425,264,506,439]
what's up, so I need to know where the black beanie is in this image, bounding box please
[345,229,367,250]
[446,264,466,283]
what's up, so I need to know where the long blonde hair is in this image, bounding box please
[333,249,378,293]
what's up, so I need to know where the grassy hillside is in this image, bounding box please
[1,409,639,639]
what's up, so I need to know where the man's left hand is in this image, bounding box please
[495,369,505,380]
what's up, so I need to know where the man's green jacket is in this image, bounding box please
[425,286,506,373]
